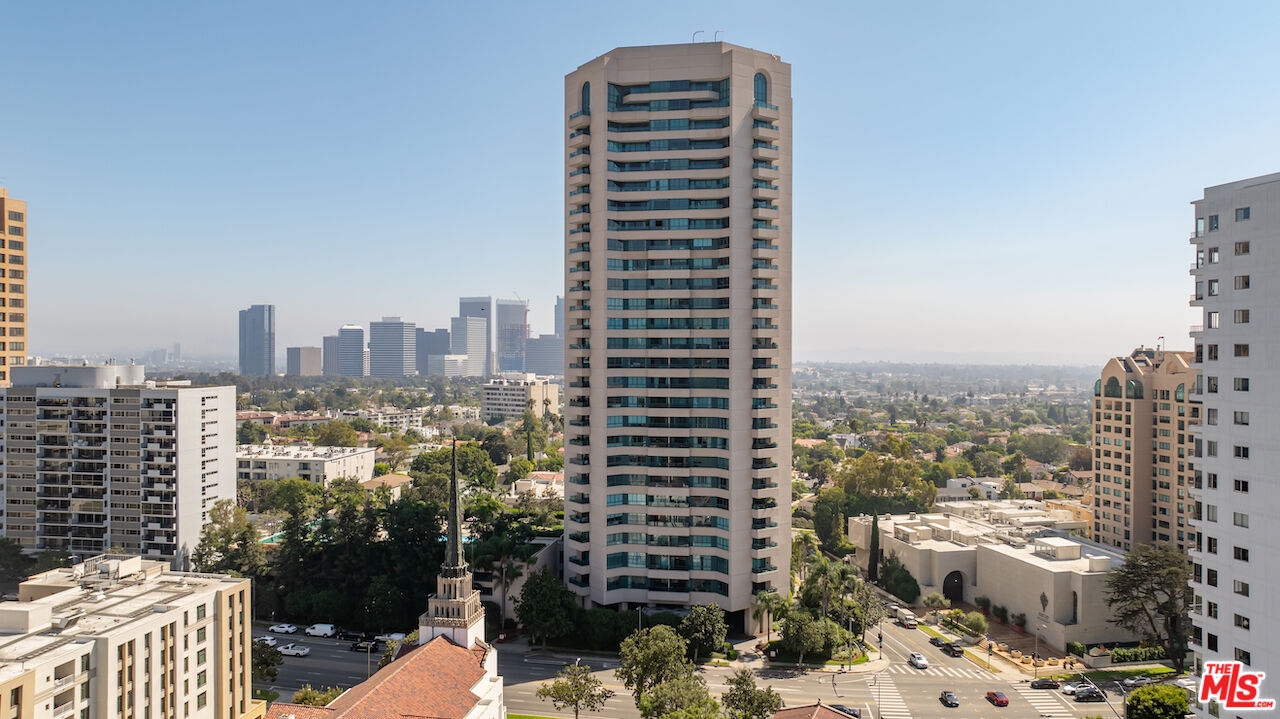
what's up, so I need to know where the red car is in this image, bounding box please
[986,691,1009,707]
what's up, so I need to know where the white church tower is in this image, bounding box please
[419,438,486,648]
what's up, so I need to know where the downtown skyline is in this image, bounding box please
[5,2,1280,363]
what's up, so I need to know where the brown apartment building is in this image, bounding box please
[1092,348,1200,552]
[0,189,27,386]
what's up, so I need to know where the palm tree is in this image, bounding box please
[793,532,819,585]
[752,590,788,643]
[471,533,537,627]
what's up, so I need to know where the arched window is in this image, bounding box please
[754,73,768,104]
[1126,380,1144,399]
[1094,379,1102,397]
[1175,383,1186,402]
[581,82,590,114]
[1104,377,1122,398]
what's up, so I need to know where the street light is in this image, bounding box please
[1033,624,1046,679]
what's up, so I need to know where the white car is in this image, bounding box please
[1061,682,1082,695]
[305,624,336,637]
[253,636,278,647]
[1123,676,1153,688]
[268,624,297,634]
[909,652,928,669]
[279,643,310,657]
[374,632,407,643]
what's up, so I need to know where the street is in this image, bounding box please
[252,624,386,699]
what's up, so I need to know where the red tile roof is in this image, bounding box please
[264,704,335,719]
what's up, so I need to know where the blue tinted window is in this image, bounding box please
[754,73,768,103]
[581,81,590,113]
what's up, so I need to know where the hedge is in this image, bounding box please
[1110,646,1168,663]
[1067,641,1086,657]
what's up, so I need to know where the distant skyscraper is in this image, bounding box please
[369,316,417,378]
[416,328,451,376]
[554,295,565,338]
[338,325,366,377]
[563,43,792,623]
[0,189,27,387]
[525,334,564,376]
[171,343,181,362]
[237,304,275,376]
[495,299,529,372]
[459,297,493,375]
[286,346,323,376]
[450,316,488,378]
[322,334,340,376]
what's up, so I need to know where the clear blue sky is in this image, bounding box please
[5,1,1279,364]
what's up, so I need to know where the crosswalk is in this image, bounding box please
[883,663,993,680]
[1010,686,1074,718]
[868,674,911,719]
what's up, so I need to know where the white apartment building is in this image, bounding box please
[340,407,431,433]
[0,365,235,570]
[1188,173,1279,701]
[0,555,262,719]
[480,376,559,421]
[235,443,375,485]
[563,43,792,626]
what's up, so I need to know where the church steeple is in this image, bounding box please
[420,434,485,648]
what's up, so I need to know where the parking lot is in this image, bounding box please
[252,622,395,699]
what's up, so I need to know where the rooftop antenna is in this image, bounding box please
[714,30,725,41]
[692,30,704,43]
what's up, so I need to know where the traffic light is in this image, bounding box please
[877,632,882,643]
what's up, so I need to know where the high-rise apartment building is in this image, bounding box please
[322,334,340,376]
[286,346,322,376]
[0,189,28,387]
[1188,173,1279,701]
[524,334,564,376]
[495,299,530,372]
[1091,348,1199,553]
[450,316,488,378]
[0,555,262,719]
[459,297,493,375]
[554,295,565,338]
[0,365,235,568]
[368,316,416,378]
[337,325,366,377]
[237,304,275,377]
[562,43,792,625]
[416,327,451,376]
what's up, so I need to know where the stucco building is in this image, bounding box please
[235,443,375,486]
[480,376,559,421]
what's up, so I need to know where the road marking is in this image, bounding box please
[869,675,911,719]
[1010,686,1074,718]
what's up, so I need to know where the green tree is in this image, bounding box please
[752,591,788,644]
[0,538,32,581]
[291,685,344,706]
[922,592,950,619]
[637,675,718,719]
[515,568,575,645]
[377,629,419,669]
[237,420,267,445]
[780,609,824,666]
[314,421,359,447]
[373,463,391,477]
[505,457,534,483]
[616,625,694,706]
[251,640,283,682]
[1125,684,1189,719]
[1105,542,1192,673]
[678,604,727,663]
[998,478,1026,499]
[471,529,536,627]
[867,513,881,583]
[721,668,783,719]
[812,487,845,549]
[536,660,615,719]
[379,437,410,471]
[191,499,266,578]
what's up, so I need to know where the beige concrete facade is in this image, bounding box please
[0,555,262,719]
[0,189,28,387]
[480,376,559,421]
[562,43,792,621]
[235,444,375,486]
[1091,348,1199,552]
[847,512,1139,651]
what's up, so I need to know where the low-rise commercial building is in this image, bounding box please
[340,407,430,433]
[235,443,375,485]
[480,376,559,421]
[847,507,1136,651]
[0,555,262,719]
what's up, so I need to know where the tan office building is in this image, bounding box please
[562,43,792,625]
[0,555,263,719]
[1091,348,1199,552]
[0,189,28,387]
[480,376,559,421]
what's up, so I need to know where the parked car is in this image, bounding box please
[337,629,367,642]
[1076,687,1106,702]
[986,691,1009,707]
[943,642,965,657]
[305,624,336,637]
[939,690,960,707]
[279,643,310,657]
[268,623,297,634]
[374,632,407,643]
[929,636,947,647]
[1123,676,1154,688]
[828,704,860,718]
[350,640,380,653]
[253,636,278,647]
[908,652,928,669]
[1030,678,1060,689]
